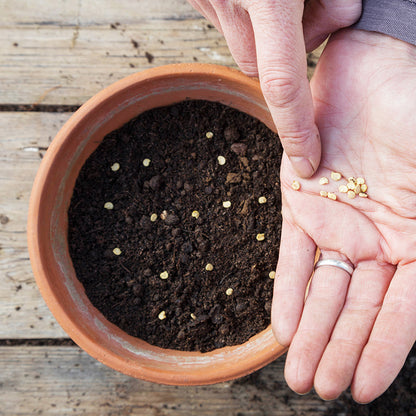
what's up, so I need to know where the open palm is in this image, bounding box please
[272,29,416,402]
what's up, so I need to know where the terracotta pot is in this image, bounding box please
[27,63,286,385]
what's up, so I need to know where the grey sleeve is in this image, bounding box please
[353,0,416,46]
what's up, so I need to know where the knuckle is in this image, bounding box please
[237,60,258,77]
[260,68,302,109]
[324,0,362,27]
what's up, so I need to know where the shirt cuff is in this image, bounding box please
[353,0,416,46]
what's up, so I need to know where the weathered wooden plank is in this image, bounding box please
[0,0,321,106]
[0,0,235,105]
[0,346,333,415]
[0,112,71,338]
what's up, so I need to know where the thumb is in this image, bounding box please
[247,1,321,178]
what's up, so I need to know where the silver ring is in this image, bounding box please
[314,259,354,276]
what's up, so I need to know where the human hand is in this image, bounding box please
[272,29,416,403]
[188,0,361,177]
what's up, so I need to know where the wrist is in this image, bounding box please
[334,28,416,65]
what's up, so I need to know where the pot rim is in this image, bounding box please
[27,63,286,385]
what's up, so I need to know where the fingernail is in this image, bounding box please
[288,156,315,178]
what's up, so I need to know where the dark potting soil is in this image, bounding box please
[68,100,282,352]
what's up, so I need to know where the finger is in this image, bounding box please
[351,261,416,403]
[210,1,258,76]
[284,251,351,394]
[272,217,316,346]
[248,0,321,178]
[188,0,223,34]
[313,260,394,400]
[303,0,362,52]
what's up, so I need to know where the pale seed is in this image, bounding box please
[361,184,368,192]
[205,131,214,139]
[104,202,114,210]
[111,162,120,171]
[217,155,226,165]
[142,158,151,167]
[256,233,265,241]
[190,313,196,320]
[331,172,342,181]
[150,213,158,222]
[258,196,267,204]
[112,247,121,256]
[160,271,169,280]
[191,210,200,219]
[292,180,301,191]
[320,190,328,197]
[347,190,356,199]
[160,210,168,220]
[354,184,361,194]
[347,181,356,190]
[348,177,356,183]
[225,288,233,296]
[319,177,329,185]
[222,201,231,208]
[356,177,365,185]
[339,185,348,193]
[158,311,166,320]
[359,192,368,198]
[269,271,276,280]
[327,192,337,201]
[205,263,214,271]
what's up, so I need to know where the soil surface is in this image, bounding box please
[68,100,282,352]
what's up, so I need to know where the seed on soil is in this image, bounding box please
[158,311,166,320]
[191,210,200,219]
[291,180,300,191]
[269,271,276,279]
[142,158,151,167]
[205,263,214,271]
[258,196,267,204]
[361,184,368,192]
[331,172,342,181]
[320,190,328,197]
[160,271,169,280]
[160,210,168,220]
[190,313,196,320]
[205,131,214,139]
[112,247,121,256]
[319,177,329,185]
[339,185,348,193]
[104,202,114,210]
[347,190,356,199]
[359,192,368,198]
[110,162,120,171]
[327,192,337,201]
[217,156,226,165]
[150,213,158,222]
[225,288,233,296]
[222,201,231,208]
[256,233,265,241]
